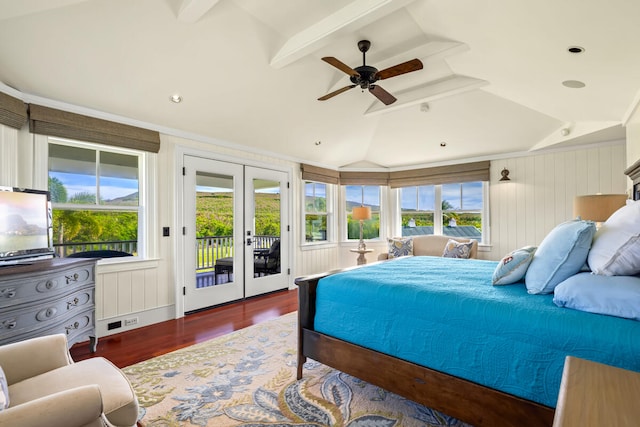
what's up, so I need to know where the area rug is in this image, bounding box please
[123,312,472,427]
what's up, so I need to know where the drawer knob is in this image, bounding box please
[0,288,16,299]
[65,321,80,333]
[67,297,80,309]
[45,280,54,289]
[1,319,17,330]
[65,273,79,284]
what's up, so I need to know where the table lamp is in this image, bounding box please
[352,206,371,250]
[573,194,627,226]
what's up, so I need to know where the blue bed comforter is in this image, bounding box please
[314,256,640,407]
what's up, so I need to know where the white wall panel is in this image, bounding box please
[487,143,627,260]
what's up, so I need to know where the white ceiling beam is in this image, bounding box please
[364,75,489,116]
[177,0,220,23]
[270,0,416,69]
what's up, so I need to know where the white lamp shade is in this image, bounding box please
[352,206,371,221]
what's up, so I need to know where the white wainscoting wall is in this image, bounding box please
[488,142,627,260]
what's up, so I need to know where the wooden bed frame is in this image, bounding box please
[295,270,556,427]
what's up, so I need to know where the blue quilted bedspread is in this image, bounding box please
[314,256,640,407]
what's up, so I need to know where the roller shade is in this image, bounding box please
[339,171,390,186]
[301,164,340,184]
[389,161,490,188]
[0,91,27,129]
[28,104,160,153]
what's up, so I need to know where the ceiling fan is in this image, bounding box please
[318,40,423,105]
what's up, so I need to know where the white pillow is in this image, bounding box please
[588,199,640,276]
[0,365,8,411]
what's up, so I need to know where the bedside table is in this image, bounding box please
[553,356,640,426]
[349,248,374,265]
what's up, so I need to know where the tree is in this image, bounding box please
[48,177,67,203]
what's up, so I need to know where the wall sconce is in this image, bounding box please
[352,206,372,250]
[499,168,511,181]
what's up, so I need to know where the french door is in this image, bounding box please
[182,155,289,312]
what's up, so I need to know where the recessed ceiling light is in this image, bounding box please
[170,94,183,103]
[562,80,586,89]
[567,46,585,54]
[314,141,322,146]
[440,142,446,147]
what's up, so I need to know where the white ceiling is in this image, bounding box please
[0,0,637,169]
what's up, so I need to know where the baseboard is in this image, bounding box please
[96,305,175,338]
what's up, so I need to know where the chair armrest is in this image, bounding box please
[0,385,105,427]
[0,334,72,385]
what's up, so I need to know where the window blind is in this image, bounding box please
[388,160,490,188]
[28,104,161,153]
[300,164,340,184]
[339,171,390,186]
[0,91,27,129]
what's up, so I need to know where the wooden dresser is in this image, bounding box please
[0,258,97,351]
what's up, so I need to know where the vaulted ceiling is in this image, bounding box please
[0,0,637,169]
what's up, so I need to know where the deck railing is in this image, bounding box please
[54,240,138,258]
[196,235,278,271]
[55,235,278,271]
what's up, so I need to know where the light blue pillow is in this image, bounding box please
[525,220,596,294]
[442,239,474,259]
[493,246,537,285]
[553,272,640,320]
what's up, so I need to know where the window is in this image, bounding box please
[345,185,380,240]
[304,181,329,242]
[48,139,142,257]
[400,181,484,241]
[400,185,435,233]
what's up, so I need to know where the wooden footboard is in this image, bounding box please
[295,272,555,427]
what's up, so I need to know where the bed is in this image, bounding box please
[295,253,640,426]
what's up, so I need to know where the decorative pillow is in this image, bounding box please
[553,272,640,320]
[0,365,8,411]
[525,220,596,294]
[588,200,640,276]
[492,246,537,285]
[387,237,413,259]
[442,239,474,259]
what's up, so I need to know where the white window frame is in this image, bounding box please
[301,180,335,246]
[393,181,490,246]
[340,184,384,243]
[34,135,157,261]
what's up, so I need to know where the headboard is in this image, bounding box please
[624,158,640,200]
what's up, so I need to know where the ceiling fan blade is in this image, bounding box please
[318,85,357,101]
[369,85,397,105]
[376,58,423,80]
[321,57,360,77]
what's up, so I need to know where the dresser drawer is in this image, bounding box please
[0,263,94,309]
[0,307,95,348]
[0,285,94,341]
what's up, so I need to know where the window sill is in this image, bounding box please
[300,242,337,251]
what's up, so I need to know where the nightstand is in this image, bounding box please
[349,248,374,265]
[553,356,640,426]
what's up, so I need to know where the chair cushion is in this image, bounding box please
[8,357,138,427]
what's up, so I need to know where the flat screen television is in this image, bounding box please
[0,187,54,265]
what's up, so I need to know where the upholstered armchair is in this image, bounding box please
[0,334,139,427]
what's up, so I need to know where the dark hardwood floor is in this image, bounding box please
[70,289,298,368]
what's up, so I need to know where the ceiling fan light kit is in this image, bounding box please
[318,40,423,105]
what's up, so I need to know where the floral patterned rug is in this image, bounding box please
[123,312,472,427]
